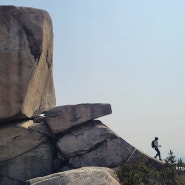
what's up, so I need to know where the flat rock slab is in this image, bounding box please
[57,120,118,158]
[26,167,121,185]
[69,138,134,168]
[0,6,55,123]
[45,103,112,134]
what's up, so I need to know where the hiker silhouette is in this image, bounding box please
[152,137,162,161]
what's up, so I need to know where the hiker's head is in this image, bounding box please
[155,137,158,141]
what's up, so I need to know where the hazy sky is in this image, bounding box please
[1,1,185,160]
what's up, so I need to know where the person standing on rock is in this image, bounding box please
[152,137,162,161]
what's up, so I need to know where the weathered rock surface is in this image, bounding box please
[0,6,55,123]
[57,120,119,158]
[45,103,112,134]
[33,115,46,123]
[0,5,163,185]
[0,120,57,185]
[28,122,53,138]
[0,143,54,185]
[56,120,163,169]
[69,138,135,168]
[56,120,135,168]
[26,167,121,185]
[0,120,49,162]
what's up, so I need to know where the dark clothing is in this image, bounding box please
[153,138,162,160]
[154,147,161,159]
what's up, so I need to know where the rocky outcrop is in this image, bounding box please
[0,143,54,185]
[0,6,57,184]
[26,167,121,185]
[0,121,57,185]
[0,5,164,185]
[0,121,49,161]
[0,102,162,184]
[0,6,55,123]
[57,120,134,168]
[55,120,162,169]
[45,103,112,134]
[56,120,118,158]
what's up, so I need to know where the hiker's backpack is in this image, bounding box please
[151,140,155,148]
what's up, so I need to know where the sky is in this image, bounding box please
[1,0,185,160]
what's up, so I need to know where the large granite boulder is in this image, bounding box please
[26,167,121,185]
[0,121,57,185]
[69,138,134,168]
[45,103,112,134]
[57,120,122,158]
[0,6,55,123]
[56,120,163,169]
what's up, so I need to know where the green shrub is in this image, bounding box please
[116,161,160,185]
[116,150,185,185]
[116,164,143,185]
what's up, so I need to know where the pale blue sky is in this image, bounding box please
[1,1,185,160]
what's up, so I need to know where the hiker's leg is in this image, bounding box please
[154,148,158,158]
[155,148,160,158]
[158,149,162,160]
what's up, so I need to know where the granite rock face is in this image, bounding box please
[0,5,163,185]
[55,120,163,169]
[57,120,118,158]
[45,103,112,134]
[0,121,49,161]
[69,138,134,168]
[0,143,54,185]
[26,167,121,185]
[0,6,55,123]
[0,120,56,185]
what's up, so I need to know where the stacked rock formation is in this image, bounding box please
[0,6,163,185]
[33,103,162,171]
[0,6,56,185]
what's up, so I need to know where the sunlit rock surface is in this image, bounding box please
[0,6,55,123]
[45,103,112,134]
[26,167,121,185]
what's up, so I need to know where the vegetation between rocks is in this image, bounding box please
[116,150,185,185]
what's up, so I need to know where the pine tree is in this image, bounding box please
[164,150,176,167]
[161,150,177,184]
